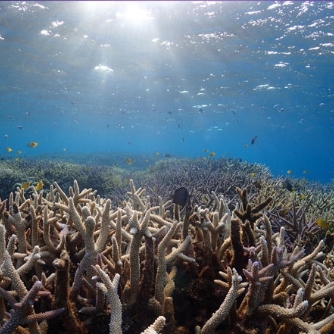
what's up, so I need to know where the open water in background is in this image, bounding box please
[0,1,333,184]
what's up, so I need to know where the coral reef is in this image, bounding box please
[0,158,334,333]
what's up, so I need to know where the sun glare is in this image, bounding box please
[78,2,154,27]
[80,1,112,13]
[116,4,153,25]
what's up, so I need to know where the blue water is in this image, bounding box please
[1,1,333,183]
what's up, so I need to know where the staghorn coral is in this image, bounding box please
[0,176,333,334]
[0,279,65,334]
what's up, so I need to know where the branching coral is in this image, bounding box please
[0,176,333,334]
[0,280,65,334]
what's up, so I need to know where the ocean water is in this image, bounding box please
[0,1,333,184]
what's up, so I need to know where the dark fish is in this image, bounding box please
[17,125,23,130]
[251,135,258,145]
[199,108,203,113]
[172,187,190,207]
[253,180,262,189]
[283,180,293,192]
[164,154,171,158]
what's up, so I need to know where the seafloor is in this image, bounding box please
[0,155,334,334]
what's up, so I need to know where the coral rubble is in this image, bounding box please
[0,169,334,333]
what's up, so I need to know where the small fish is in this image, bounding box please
[63,148,67,151]
[164,154,171,158]
[17,125,23,130]
[4,134,8,139]
[172,187,190,207]
[154,151,160,156]
[315,218,330,229]
[181,138,185,142]
[251,135,258,145]
[35,180,44,191]
[199,108,203,113]
[283,180,293,191]
[27,142,38,148]
[21,181,31,190]
[287,170,293,175]
[209,152,216,158]
[248,172,255,178]
[17,150,22,154]
[203,149,209,153]
[125,157,132,165]
[303,170,309,174]
[244,144,249,148]
[253,180,262,189]
[6,147,12,152]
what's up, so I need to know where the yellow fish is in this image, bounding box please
[35,180,44,191]
[301,178,307,184]
[21,182,31,190]
[287,169,293,175]
[315,218,330,229]
[6,147,12,152]
[17,150,22,154]
[209,152,216,158]
[125,157,132,165]
[248,172,256,178]
[27,141,38,148]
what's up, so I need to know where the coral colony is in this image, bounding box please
[1,158,334,333]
